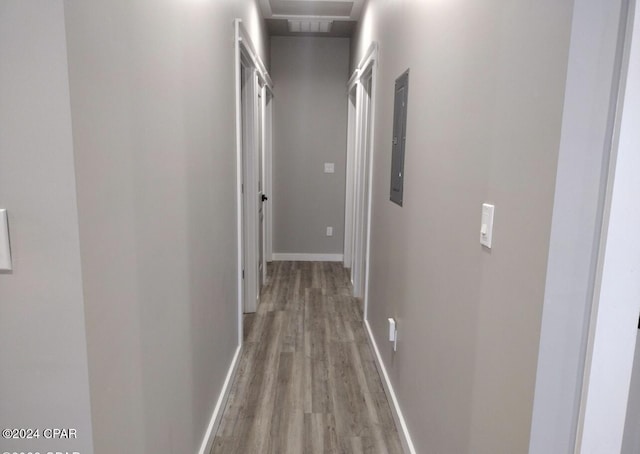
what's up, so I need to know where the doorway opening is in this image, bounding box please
[344,43,378,317]
[235,20,273,336]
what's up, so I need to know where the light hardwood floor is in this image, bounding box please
[212,261,403,454]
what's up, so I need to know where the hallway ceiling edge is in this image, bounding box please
[259,0,364,37]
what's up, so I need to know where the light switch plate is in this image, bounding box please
[480,203,495,248]
[0,209,12,271]
[388,318,396,342]
[324,162,335,174]
[388,318,398,351]
[326,226,333,237]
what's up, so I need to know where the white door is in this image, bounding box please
[240,63,260,313]
[264,91,273,270]
[257,88,265,289]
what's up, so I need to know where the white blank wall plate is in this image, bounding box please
[324,162,335,173]
[480,203,495,248]
[0,209,12,271]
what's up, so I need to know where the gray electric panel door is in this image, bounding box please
[390,70,409,206]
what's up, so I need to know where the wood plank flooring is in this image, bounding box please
[212,261,403,454]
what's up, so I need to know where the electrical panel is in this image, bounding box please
[390,69,409,206]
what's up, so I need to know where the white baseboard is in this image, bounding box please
[198,345,241,454]
[364,320,417,454]
[272,253,344,262]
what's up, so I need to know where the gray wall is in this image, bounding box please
[271,37,349,256]
[63,0,268,452]
[352,0,574,452]
[0,2,93,453]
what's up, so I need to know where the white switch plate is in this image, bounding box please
[326,226,333,237]
[480,203,495,248]
[324,162,335,173]
[0,209,12,271]
[388,318,398,351]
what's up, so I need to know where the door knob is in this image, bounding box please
[261,194,268,202]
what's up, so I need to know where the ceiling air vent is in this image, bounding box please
[288,19,333,33]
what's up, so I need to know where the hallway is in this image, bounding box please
[212,262,402,453]
[4,1,640,453]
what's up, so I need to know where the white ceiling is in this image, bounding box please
[259,0,365,21]
[265,18,356,37]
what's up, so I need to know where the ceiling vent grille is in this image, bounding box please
[288,19,333,33]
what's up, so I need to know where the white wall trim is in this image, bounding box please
[343,85,358,268]
[361,45,378,322]
[234,19,245,345]
[351,76,369,298]
[265,88,274,263]
[236,20,272,90]
[350,42,378,82]
[364,320,416,454]
[528,2,631,452]
[272,253,344,262]
[575,0,640,451]
[345,41,378,317]
[348,69,359,90]
[344,42,379,307]
[235,19,274,333]
[197,345,241,454]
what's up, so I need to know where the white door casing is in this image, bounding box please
[344,43,378,319]
[576,1,640,452]
[235,20,273,325]
[344,86,358,269]
[264,89,274,267]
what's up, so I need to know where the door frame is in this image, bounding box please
[240,52,260,316]
[527,1,640,452]
[264,88,274,268]
[344,42,378,319]
[343,82,358,269]
[256,80,265,289]
[575,0,640,451]
[352,69,372,300]
[234,19,273,341]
